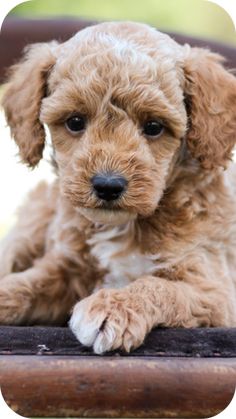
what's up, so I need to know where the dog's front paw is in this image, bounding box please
[69,288,148,354]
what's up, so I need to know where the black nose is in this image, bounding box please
[92,174,127,201]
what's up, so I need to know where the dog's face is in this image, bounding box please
[2,22,236,225]
[40,24,187,224]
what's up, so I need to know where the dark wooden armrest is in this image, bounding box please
[0,326,235,418]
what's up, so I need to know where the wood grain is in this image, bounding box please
[0,326,236,357]
[0,355,235,418]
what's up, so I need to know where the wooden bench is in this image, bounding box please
[0,326,236,417]
[0,17,236,418]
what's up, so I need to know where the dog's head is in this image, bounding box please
[2,22,236,225]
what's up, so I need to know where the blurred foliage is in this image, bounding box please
[9,0,236,45]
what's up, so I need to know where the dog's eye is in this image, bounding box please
[143,120,164,138]
[65,115,86,134]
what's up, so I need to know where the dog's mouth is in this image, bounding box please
[77,207,137,225]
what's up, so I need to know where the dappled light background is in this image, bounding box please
[0,0,235,238]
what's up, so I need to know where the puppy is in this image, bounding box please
[0,21,236,354]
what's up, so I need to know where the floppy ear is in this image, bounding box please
[184,48,236,169]
[2,42,58,167]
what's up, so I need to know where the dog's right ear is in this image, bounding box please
[2,42,58,167]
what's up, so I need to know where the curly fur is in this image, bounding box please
[1,21,236,353]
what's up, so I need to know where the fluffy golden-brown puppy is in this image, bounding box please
[1,21,236,354]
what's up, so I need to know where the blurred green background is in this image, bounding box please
[9,0,236,45]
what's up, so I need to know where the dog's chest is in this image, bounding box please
[87,224,157,290]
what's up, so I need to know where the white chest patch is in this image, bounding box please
[87,223,157,290]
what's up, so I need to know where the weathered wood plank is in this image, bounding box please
[0,355,235,418]
[0,326,236,357]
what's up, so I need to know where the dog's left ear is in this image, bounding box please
[183,48,236,169]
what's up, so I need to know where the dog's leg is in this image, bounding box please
[0,181,55,279]
[0,250,89,325]
[70,273,236,354]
